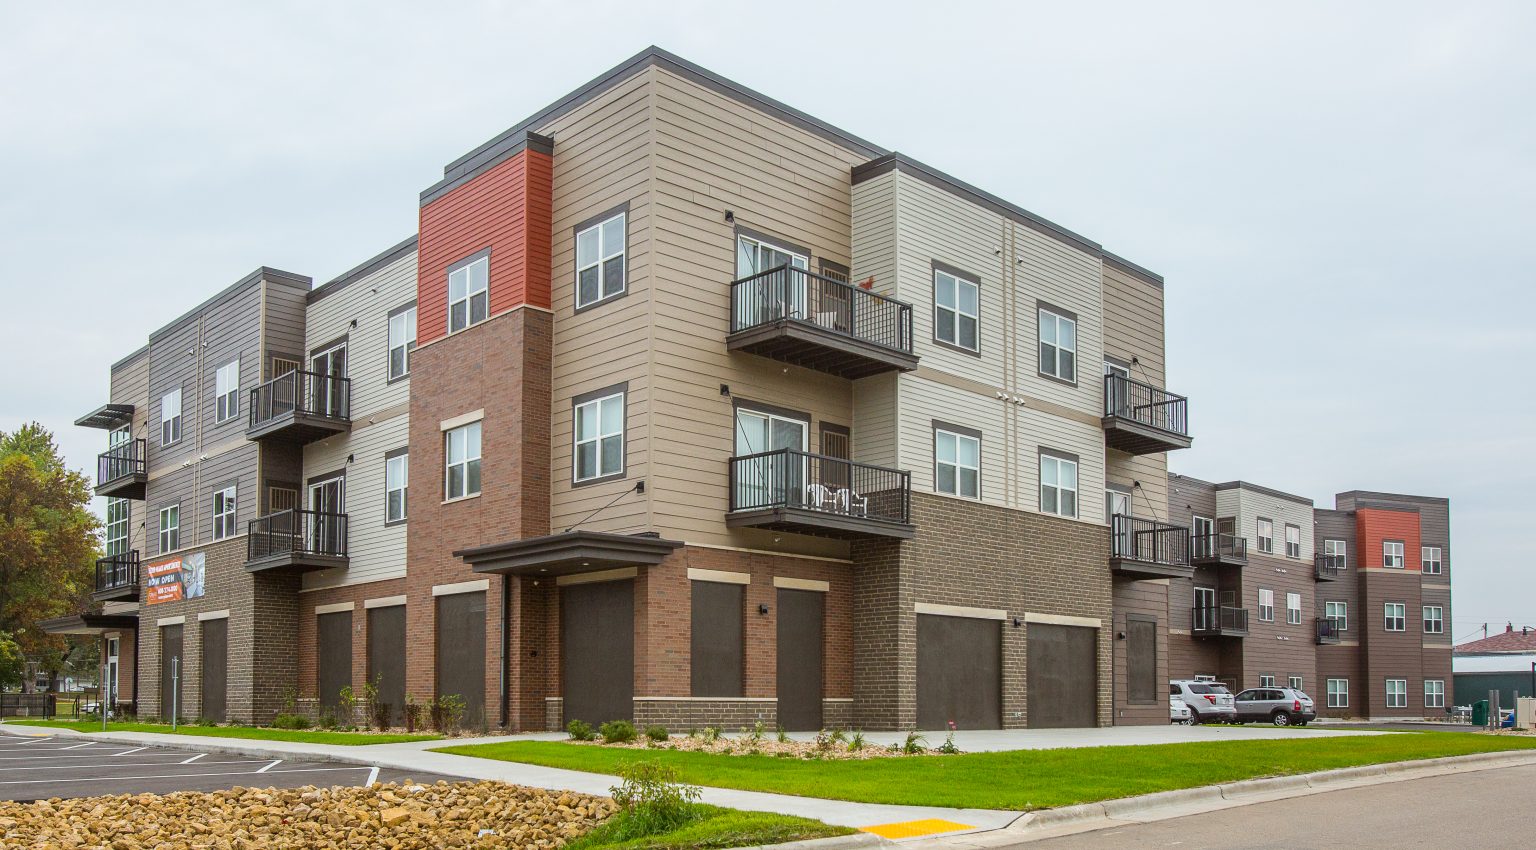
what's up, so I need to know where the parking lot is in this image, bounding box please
[0,733,457,802]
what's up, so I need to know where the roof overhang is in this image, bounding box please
[455,530,684,578]
[75,404,134,430]
[38,612,139,636]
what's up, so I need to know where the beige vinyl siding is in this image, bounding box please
[1218,485,1315,560]
[539,66,654,537]
[301,252,415,421]
[851,371,899,469]
[1011,220,1105,416]
[263,280,308,370]
[1101,260,1170,525]
[301,414,408,591]
[849,169,898,295]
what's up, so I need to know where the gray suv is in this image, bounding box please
[1170,680,1237,724]
[1234,687,1316,726]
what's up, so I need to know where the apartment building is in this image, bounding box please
[64,46,1423,733]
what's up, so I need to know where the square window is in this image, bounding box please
[935,429,981,499]
[1038,307,1077,382]
[1327,678,1349,708]
[448,256,489,333]
[574,392,625,482]
[1383,540,1404,568]
[1424,680,1445,708]
[1323,538,1347,568]
[934,270,980,352]
[1039,452,1078,517]
[1289,676,1303,691]
[1384,602,1406,632]
[1421,546,1443,574]
[1325,601,1348,631]
[1422,605,1443,634]
[445,421,482,499]
[1259,675,1276,688]
[576,212,626,309]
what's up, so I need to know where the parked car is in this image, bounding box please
[1233,687,1317,726]
[1170,695,1192,724]
[1170,680,1237,724]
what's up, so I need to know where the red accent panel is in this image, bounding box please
[417,148,554,345]
[1356,508,1421,571]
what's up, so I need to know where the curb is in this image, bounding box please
[735,834,893,850]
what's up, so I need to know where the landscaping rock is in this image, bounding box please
[0,780,616,850]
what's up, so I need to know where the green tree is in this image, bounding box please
[0,631,23,689]
[0,423,98,687]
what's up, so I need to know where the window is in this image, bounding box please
[1259,674,1276,687]
[388,304,417,381]
[1039,451,1079,517]
[1325,600,1348,631]
[385,451,408,524]
[1289,676,1303,691]
[1284,523,1301,558]
[1422,546,1443,574]
[934,268,979,352]
[935,428,981,499]
[160,388,182,446]
[1423,605,1444,634]
[445,421,482,500]
[1258,588,1275,622]
[1383,540,1404,568]
[1386,678,1407,709]
[214,360,239,423]
[1256,518,1274,553]
[105,498,129,556]
[576,212,626,309]
[573,391,625,483]
[1286,592,1302,625]
[1324,538,1347,568]
[1327,678,1349,708]
[212,486,237,540]
[1384,602,1406,632]
[159,504,180,552]
[447,255,489,333]
[1424,679,1445,708]
[1038,306,1077,382]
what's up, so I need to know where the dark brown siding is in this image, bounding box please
[689,581,744,698]
[1113,576,1169,725]
[1027,623,1098,728]
[560,580,633,726]
[916,614,1001,730]
[776,588,824,730]
[367,605,407,726]
[437,592,488,728]
[316,611,352,712]
[200,618,227,723]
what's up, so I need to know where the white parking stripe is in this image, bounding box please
[256,760,281,774]
[0,751,184,761]
[60,743,95,750]
[0,765,373,786]
[111,747,147,757]
[180,753,206,764]
[366,766,379,786]
[0,759,269,773]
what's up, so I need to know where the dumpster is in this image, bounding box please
[1472,700,1489,726]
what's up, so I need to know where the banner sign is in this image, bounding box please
[144,552,207,605]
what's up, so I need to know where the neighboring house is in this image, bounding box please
[1453,625,1536,708]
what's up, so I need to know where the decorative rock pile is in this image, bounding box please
[0,780,616,849]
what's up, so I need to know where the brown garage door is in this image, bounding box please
[561,579,634,726]
[1027,623,1098,728]
[436,592,487,729]
[917,614,1001,730]
[367,605,406,727]
[776,588,823,731]
[200,618,227,723]
[317,611,352,715]
[159,624,183,722]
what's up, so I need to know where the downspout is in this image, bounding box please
[500,572,510,729]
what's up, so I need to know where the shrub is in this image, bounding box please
[403,695,424,733]
[431,694,467,735]
[702,726,721,743]
[607,760,702,840]
[318,710,338,730]
[272,713,311,730]
[813,729,833,753]
[902,730,927,754]
[601,719,638,744]
[194,716,218,727]
[747,721,766,744]
[337,685,357,730]
[567,719,596,741]
[847,731,866,752]
[939,732,960,754]
[645,724,669,743]
[363,675,388,731]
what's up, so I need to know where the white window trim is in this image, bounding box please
[1424,679,1445,708]
[1259,675,1276,688]
[388,305,417,381]
[1256,518,1274,554]
[1383,540,1405,568]
[1385,602,1406,632]
[573,392,625,483]
[1386,678,1408,709]
[1039,452,1079,518]
[934,270,980,353]
[1327,678,1349,708]
[160,388,182,446]
[159,504,179,552]
[212,485,237,541]
[1289,676,1304,691]
[1422,605,1444,634]
[1325,600,1349,631]
[105,497,129,556]
[1421,546,1443,574]
[1038,307,1077,383]
[385,453,408,524]
[447,255,489,334]
[214,360,240,424]
[444,421,482,500]
[1258,588,1275,622]
[935,428,981,500]
[1284,523,1301,558]
[575,212,626,309]
[1286,592,1302,625]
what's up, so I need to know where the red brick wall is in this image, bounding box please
[295,578,407,702]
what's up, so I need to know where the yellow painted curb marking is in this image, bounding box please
[861,819,974,839]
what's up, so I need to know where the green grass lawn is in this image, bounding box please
[566,805,850,850]
[435,733,1536,811]
[4,719,439,746]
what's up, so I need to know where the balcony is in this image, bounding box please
[1315,553,1345,581]
[95,439,147,500]
[1316,617,1342,645]
[1109,516,1193,580]
[245,509,349,573]
[1102,374,1191,455]
[1191,532,1248,567]
[728,265,918,379]
[726,449,914,540]
[246,370,351,445]
[1192,605,1249,638]
[93,551,140,602]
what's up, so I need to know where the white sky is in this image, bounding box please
[2,1,1532,640]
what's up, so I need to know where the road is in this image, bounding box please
[1015,762,1535,849]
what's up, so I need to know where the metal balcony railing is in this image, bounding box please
[97,439,146,487]
[1192,605,1249,635]
[95,551,140,595]
[247,509,348,562]
[1315,553,1346,580]
[729,264,914,355]
[1111,516,1190,567]
[1316,617,1342,643]
[728,448,911,526]
[1104,374,1189,437]
[248,370,350,430]
[1191,532,1248,563]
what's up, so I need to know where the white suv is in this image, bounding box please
[1170,680,1237,724]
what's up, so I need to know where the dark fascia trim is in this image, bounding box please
[733,397,812,427]
[426,46,886,208]
[571,382,629,488]
[421,132,555,206]
[111,344,150,374]
[1039,446,1081,465]
[147,267,312,344]
[1314,507,1354,518]
[1102,251,1165,289]
[1168,471,1218,489]
[573,202,632,315]
[819,421,850,437]
[572,380,628,409]
[308,235,419,306]
[454,528,685,568]
[933,421,982,501]
[1214,480,1314,506]
[1336,489,1450,507]
[75,404,135,430]
[1352,500,1422,515]
[818,258,850,279]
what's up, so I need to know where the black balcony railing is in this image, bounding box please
[248,370,351,431]
[729,264,914,355]
[1315,553,1346,580]
[1316,617,1342,643]
[1104,374,1189,437]
[1111,516,1190,567]
[95,551,140,595]
[1192,605,1249,635]
[97,439,146,487]
[1191,532,1248,563]
[247,509,348,563]
[728,448,911,525]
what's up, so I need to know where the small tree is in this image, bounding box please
[0,632,24,689]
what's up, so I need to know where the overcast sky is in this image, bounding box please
[2,2,1531,641]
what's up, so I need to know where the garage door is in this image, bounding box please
[917,614,1001,730]
[1027,623,1097,728]
[200,618,227,724]
[776,588,824,731]
[436,592,487,729]
[317,611,352,713]
[367,605,406,727]
[561,579,634,726]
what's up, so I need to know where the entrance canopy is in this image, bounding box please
[454,529,683,578]
[38,612,139,636]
